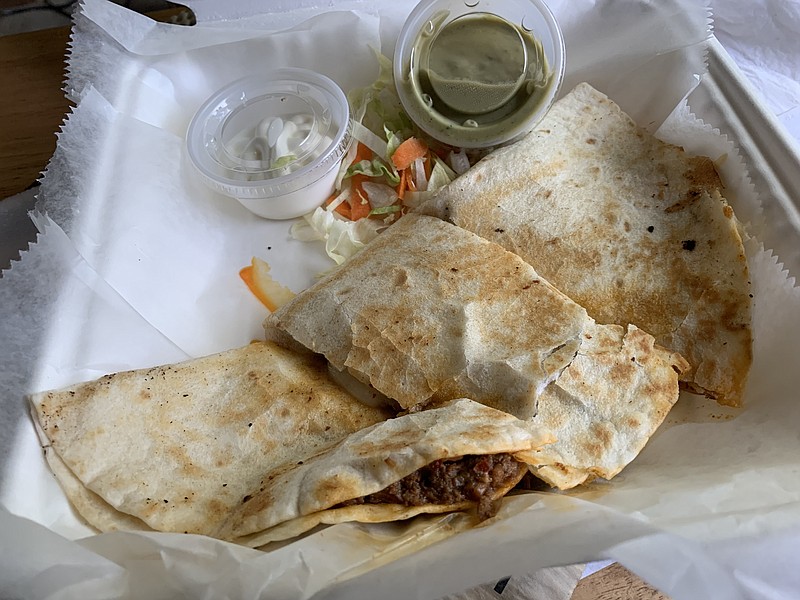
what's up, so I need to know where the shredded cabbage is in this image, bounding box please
[384,126,404,160]
[361,181,397,208]
[402,158,457,209]
[448,149,471,175]
[290,50,478,268]
[413,156,428,191]
[347,158,399,185]
[431,155,458,183]
[290,206,385,265]
[351,120,388,160]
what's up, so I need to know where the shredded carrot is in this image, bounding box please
[397,168,409,201]
[334,201,351,219]
[391,137,428,170]
[353,141,373,164]
[239,258,296,312]
[349,174,372,220]
[240,265,279,312]
[325,193,351,219]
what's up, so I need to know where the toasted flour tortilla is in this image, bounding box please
[419,83,752,407]
[266,212,591,417]
[267,214,687,419]
[520,323,688,489]
[216,399,554,546]
[29,341,391,536]
[267,214,689,490]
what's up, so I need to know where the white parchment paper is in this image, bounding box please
[3,0,800,598]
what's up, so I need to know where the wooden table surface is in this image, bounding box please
[0,7,183,200]
[0,15,670,600]
[0,25,72,199]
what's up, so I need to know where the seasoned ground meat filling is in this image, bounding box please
[337,453,526,520]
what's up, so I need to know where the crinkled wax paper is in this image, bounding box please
[2,0,800,598]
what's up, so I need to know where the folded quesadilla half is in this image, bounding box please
[267,214,689,489]
[419,82,752,407]
[29,341,392,536]
[216,399,554,547]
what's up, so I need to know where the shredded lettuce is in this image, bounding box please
[350,120,389,160]
[370,205,402,216]
[431,155,458,183]
[347,158,400,185]
[348,49,415,144]
[384,126,404,160]
[290,206,385,265]
[290,50,477,268]
[401,158,457,209]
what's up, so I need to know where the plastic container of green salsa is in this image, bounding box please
[394,0,565,149]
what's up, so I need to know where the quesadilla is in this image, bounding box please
[216,399,554,547]
[267,214,689,489]
[519,323,688,489]
[29,341,392,536]
[419,82,752,407]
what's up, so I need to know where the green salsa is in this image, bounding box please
[398,11,554,147]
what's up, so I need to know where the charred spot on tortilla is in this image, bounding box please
[336,453,527,521]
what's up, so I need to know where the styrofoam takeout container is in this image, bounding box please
[186,68,352,220]
[3,3,800,599]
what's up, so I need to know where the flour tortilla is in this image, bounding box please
[41,446,154,533]
[29,341,392,536]
[521,323,688,489]
[216,399,554,546]
[266,212,591,417]
[267,214,689,489]
[267,213,686,419]
[419,82,752,407]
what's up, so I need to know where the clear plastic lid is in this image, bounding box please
[394,0,565,149]
[187,68,351,200]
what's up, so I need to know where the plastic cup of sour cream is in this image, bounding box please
[186,69,352,220]
[394,0,565,150]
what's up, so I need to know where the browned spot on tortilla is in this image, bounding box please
[310,472,365,509]
[591,423,613,448]
[394,268,408,286]
[626,415,642,429]
[586,138,596,145]
[609,359,636,383]
[684,157,723,190]
[205,498,230,525]
[664,189,703,213]
[534,160,566,180]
